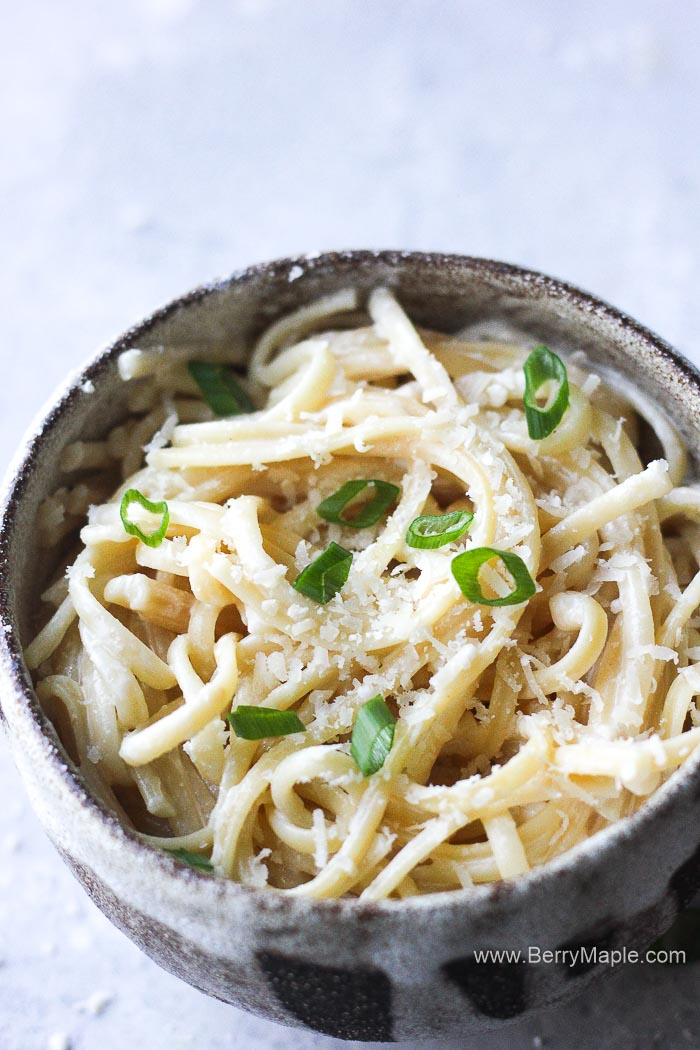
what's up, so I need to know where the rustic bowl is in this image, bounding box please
[2,251,700,1042]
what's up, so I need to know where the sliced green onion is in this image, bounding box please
[523,345,569,439]
[451,547,536,607]
[188,360,254,416]
[226,706,305,740]
[350,695,396,777]
[406,510,474,549]
[292,542,352,604]
[317,480,400,529]
[166,848,214,873]
[120,488,169,548]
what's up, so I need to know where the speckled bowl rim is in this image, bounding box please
[2,248,700,919]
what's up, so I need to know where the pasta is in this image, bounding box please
[26,287,700,899]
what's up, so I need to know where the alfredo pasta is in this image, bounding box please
[25,288,700,898]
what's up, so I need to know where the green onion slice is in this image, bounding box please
[451,547,536,606]
[523,345,570,439]
[406,510,474,549]
[292,542,352,604]
[166,848,214,873]
[120,488,170,548]
[188,360,254,416]
[350,695,396,777]
[226,706,305,740]
[317,480,400,529]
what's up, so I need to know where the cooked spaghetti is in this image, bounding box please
[26,287,700,898]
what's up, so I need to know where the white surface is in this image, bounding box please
[2,1,700,1047]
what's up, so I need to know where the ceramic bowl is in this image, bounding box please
[2,251,700,1042]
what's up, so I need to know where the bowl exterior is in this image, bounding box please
[2,251,700,1041]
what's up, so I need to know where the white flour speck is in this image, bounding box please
[48,1035,71,1050]
[78,991,113,1017]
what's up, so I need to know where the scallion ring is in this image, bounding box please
[226,707,305,740]
[317,479,400,529]
[166,848,214,873]
[451,546,536,606]
[406,510,473,549]
[120,488,169,548]
[188,360,255,416]
[523,345,569,439]
[292,542,352,604]
[350,695,396,777]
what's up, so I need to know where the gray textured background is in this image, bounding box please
[2,1,700,1047]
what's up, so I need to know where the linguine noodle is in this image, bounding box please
[26,287,700,898]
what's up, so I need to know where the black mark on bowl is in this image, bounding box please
[443,954,528,1019]
[557,919,616,979]
[257,949,393,1041]
[670,840,700,911]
